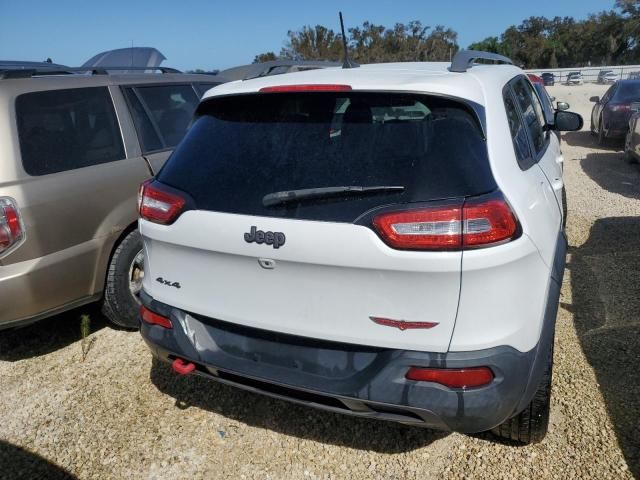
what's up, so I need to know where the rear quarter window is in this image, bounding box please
[16,87,125,176]
[158,92,496,222]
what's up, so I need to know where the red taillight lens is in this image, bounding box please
[372,196,518,251]
[139,180,186,225]
[140,305,173,329]
[405,366,494,389]
[610,104,631,112]
[0,197,25,255]
[462,198,518,247]
[259,84,352,93]
[372,205,463,250]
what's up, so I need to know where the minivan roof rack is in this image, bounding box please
[450,50,513,73]
[0,65,182,80]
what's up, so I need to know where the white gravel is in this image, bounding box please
[0,83,638,479]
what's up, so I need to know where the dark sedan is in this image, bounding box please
[590,80,640,145]
[625,112,640,161]
[541,72,555,86]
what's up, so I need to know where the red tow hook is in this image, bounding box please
[172,358,196,375]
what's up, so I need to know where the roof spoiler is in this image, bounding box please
[450,50,513,73]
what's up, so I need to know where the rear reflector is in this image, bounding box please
[372,195,518,250]
[259,84,352,93]
[0,197,25,256]
[370,316,439,331]
[139,180,186,225]
[405,367,494,389]
[140,305,172,329]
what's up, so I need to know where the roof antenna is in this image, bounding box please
[339,12,359,69]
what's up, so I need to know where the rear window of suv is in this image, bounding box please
[157,92,496,222]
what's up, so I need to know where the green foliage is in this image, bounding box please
[470,3,640,68]
[255,2,639,68]
[257,20,458,64]
[80,314,95,362]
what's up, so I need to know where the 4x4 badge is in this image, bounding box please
[244,226,286,249]
[156,277,181,289]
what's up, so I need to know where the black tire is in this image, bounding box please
[491,340,554,444]
[102,230,144,329]
[597,118,607,146]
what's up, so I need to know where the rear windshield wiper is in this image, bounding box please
[262,185,405,207]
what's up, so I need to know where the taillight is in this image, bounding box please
[372,195,518,251]
[610,104,631,112]
[139,180,186,225]
[405,366,494,389]
[462,198,518,247]
[372,205,463,250]
[0,197,25,257]
[259,84,352,93]
[140,305,172,329]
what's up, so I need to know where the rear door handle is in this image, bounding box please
[551,178,563,191]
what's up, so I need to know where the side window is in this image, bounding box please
[132,85,200,149]
[194,83,222,97]
[16,87,125,176]
[512,78,547,155]
[503,89,534,170]
[602,84,616,103]
[123,89,163,152]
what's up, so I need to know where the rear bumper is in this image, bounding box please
[140,290,544,433]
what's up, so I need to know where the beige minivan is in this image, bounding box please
[0,67,224,329]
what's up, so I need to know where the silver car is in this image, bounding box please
[0,66,224,329]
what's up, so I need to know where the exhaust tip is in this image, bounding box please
[172,358,196,376]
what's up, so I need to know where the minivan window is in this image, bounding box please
[194,82,223,97]
[123,88,163,152]
[16,87,125,176]
[132,85,199,149]
[157,92,496,223]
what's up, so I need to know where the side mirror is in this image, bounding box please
[589,96,600,103]
[555,111,583,132]
[557,101,570,111]
[550,96,556,102]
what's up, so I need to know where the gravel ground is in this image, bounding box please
[1,83,639,480]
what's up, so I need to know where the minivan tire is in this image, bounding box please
[102,230,144,329]
[491,340,554,444]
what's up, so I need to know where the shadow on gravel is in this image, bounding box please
[568,217,640,476]
[579,149,640,200]
[0,440,75,480]
[149,359,448,453]
[0,303,111,362]
[562,130,623,150]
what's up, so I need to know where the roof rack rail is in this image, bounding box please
[450,50,513,73]
[0,65,182,80]
[217,60,341,82]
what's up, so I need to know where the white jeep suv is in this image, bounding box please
[137,51,583,443]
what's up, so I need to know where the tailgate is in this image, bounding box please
[141,211,462,352]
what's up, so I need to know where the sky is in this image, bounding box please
[0,0,614,71]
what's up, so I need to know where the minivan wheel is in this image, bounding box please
[102,229,144,329]
[491,341,554,444]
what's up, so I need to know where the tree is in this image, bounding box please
[253,52,278,63]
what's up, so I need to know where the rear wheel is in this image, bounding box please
[492,340,553,444]
[102,230,144,329]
